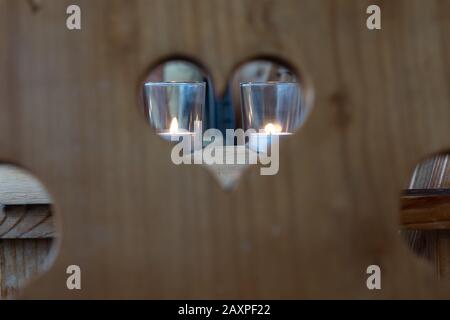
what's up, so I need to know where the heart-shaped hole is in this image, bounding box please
[139,57,313,190]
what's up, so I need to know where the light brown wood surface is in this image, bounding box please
[0,0,449,299]
[0,205,54,239]
[0,166,51,205]
[0,239,53,299]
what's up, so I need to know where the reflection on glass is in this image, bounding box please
[142,60,215,130]
[141,59,306,148]
[240,82,301,153]
[144,82,205,141]
[228,60,299,131]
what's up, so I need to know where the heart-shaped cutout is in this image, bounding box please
[140,58,312,190]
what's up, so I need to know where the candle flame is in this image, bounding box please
[264,123,282,134]
[169,117,179,134]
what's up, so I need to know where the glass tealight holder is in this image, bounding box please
[144,82,205,151]
[240,82,302,153]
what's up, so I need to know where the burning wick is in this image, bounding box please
[158,117,191,140]
[169,117,179,134]
[247,123,290,153]
[263,123,282,134]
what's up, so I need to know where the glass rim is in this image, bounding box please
[240,81,299,87]
[144,81,206,87]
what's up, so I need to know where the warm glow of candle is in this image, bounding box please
[169,117,179,134]
[264,123,282,134]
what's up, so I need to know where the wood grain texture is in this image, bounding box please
[402,156,450,277]
[0,205,54,239]
[2,190,450,242]
[0,239,53,299]
[1,191,450,241]
[0,166,51,205]
[0,0,449,299]
[401,193,450,230]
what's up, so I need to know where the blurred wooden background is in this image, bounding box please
[0,0,450,299]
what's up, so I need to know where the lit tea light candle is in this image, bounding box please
[158,117,194,141]
[248,122,292,153]
[263,123,282,134]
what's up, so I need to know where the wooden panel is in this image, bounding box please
[0,0,449,299]
[0,239,53,299]
[3,191,450,240]
[0,205,54,239]
[1,193,450,241]
[0,166,51,205]
[402,154,450,277]
[401,192,450,230]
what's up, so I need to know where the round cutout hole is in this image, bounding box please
[0,164,58,299]
[400,152,450,280]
